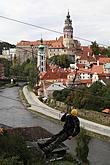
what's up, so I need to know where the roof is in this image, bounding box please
[47,82,66,91]
[81,46,92,53]
[41,67,70,80]
[78,68,92,74]
[102,109,110,113]
[91,65,104,74]
[17,36,64,48]
[80,79,92,84]
[38,44,45,49]
[99,57,110,64]
[79,53,97,62]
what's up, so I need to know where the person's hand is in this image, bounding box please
[64,109,68,113]
[68,136,73,140]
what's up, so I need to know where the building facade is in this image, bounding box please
[16,12,81,64]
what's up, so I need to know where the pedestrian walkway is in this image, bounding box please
[23,86,110,137]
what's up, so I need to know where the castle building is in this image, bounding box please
[16,12,81,64]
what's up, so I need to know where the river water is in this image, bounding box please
[0,86,110,165]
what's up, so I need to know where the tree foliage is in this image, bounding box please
[53,81,110,112]
[48,54,73,68]
[0,129,45,165]
[0,58,11,77]
[0,42,15,54]
[75,129,90,164]
[90,41,100,55]
[8,58,39,87]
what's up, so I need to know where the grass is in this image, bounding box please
[19,87,31,107]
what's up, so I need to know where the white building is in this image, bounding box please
[37,40,47,73]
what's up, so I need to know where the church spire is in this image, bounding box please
[63,11,74,49]
[67,10,70,19]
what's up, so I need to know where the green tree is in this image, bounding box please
[0,42,15,54]
[90,41,100,55]
[75,129,90,165]
[106,46,110,57]
[48,54,73,68]
[0,58,11,77]
[89,81,105,96]
[0,130,45,165]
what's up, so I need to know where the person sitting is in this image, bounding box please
[38,108,80,154]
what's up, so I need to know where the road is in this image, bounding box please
[0,86,110,165]
[23,86,110,137]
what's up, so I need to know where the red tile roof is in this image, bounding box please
[78,68,92,74]
[99,57,110,64]
[77,63,85,69]
[91,65,104,74]
[40,68,69,80]
[102,109,110,113]
[81,46,92,53]
[17,36,64,48]
[79,53,97,62]
[80,79,92,84]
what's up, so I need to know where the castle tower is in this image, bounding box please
[63,11,74,49]
[37,38,46,73]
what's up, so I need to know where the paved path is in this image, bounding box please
[23,86,110,137]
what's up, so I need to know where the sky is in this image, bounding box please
[0,0,110,46]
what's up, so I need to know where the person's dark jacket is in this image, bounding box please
[61,113,80,136]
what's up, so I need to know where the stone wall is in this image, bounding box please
[48,99,110,126]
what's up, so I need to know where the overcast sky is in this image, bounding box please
[0,0,110,46]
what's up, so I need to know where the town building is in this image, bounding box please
[16,11,81,64]
[37,39,47,72]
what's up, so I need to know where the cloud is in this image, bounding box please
[0,0,110,46]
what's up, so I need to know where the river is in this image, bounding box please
[0,86,110,165]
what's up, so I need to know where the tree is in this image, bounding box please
[0,58,11,77]
[89,81,105,96]
[0,129,45,165]
[106,46,110,57]
[0,42,15,54]
[75,129,90,165]
[48,54,73,68]
[90,41,100,55]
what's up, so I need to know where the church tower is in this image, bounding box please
[37,38,46,73]
[63,11,74,49]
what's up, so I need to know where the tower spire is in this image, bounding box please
[67,9,70,19]
[63,11,74,49]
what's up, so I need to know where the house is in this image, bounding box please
[46,82,66,98]
[104,63,110,73]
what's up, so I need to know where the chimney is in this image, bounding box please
[97,60,99,66]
